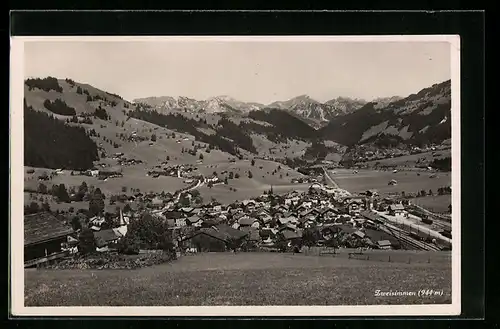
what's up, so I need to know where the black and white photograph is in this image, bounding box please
[10,36,460,316]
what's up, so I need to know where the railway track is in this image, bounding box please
[379,221,442,251]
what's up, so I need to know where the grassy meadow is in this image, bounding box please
[25,252,451,306]
[330,169,451,196]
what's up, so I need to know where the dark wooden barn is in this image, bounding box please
[24,212,74,267]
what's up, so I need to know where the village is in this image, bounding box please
[24,165,452,269]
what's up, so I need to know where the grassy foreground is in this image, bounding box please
[25,252,451,306]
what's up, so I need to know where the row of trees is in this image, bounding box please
[43,99,76,116]
[25,77,63,92]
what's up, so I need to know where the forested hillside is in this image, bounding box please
[24,100,99,170]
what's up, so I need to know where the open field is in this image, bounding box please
[25,252,451,306]
[359,149,451,168]
[25,166,187,196]
[195,158,309,203]
[330,169,451,196]
[410,195,452,214]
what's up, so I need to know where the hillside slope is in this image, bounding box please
[319,80,451,147]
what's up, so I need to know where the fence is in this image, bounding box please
[301,246,450,265]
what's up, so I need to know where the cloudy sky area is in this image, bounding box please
[24,39,451,104]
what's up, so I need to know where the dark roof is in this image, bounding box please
[163,211,184,219]
[24,212,73,246]
[93,229,120,248]
[185,224,248,242]
[281,230,301,240]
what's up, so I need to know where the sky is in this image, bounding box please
[24,39,451,104]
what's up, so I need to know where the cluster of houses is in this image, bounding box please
[149,164,197,179]
[25,179,451,267]
[107,183,414,252]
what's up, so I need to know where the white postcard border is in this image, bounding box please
[10,35,461,317]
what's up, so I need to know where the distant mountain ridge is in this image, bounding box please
[134,94,371,123]
[134,95,265,114]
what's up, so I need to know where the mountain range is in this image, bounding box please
[319,80,451,147]
[132,94,386,122]
[24,76,452,163]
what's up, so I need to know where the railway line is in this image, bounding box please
[379,221,442,251]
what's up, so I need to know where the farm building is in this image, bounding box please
[388,204,406,216]
[179,224,248,252]
[24,212,74,268]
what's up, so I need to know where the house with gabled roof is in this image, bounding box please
[179,224,248,252]
[24,212,74,267]
[388,204,405,216]
[186,214,201,224]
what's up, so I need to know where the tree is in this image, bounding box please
[78,181,88,197]
[179,195,190,207]
[76,86,83,94]
[248,171,253,179]
[302,228,319,247]
[428,189,433,196]
[199,153,204,160]
[234,173,240,179]
[55,184,70,203]
[126,213,174,251]
[78,228,96,254]
[122,186,127,193]
[71,215,82,231]
[151,134,157,142]
[37,183,48,194]
[251,159,255,166]
[117,234,140,255]
[224,177,228,185]
[123,203,132,213]
[24,202,40,214]
[275,233,288,252]
[89,188,105,217]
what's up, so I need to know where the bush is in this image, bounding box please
[94,107,109,120]
[117,236,140,255]
[24,202,40,214]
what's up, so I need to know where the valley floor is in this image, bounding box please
[330,168,451,196]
